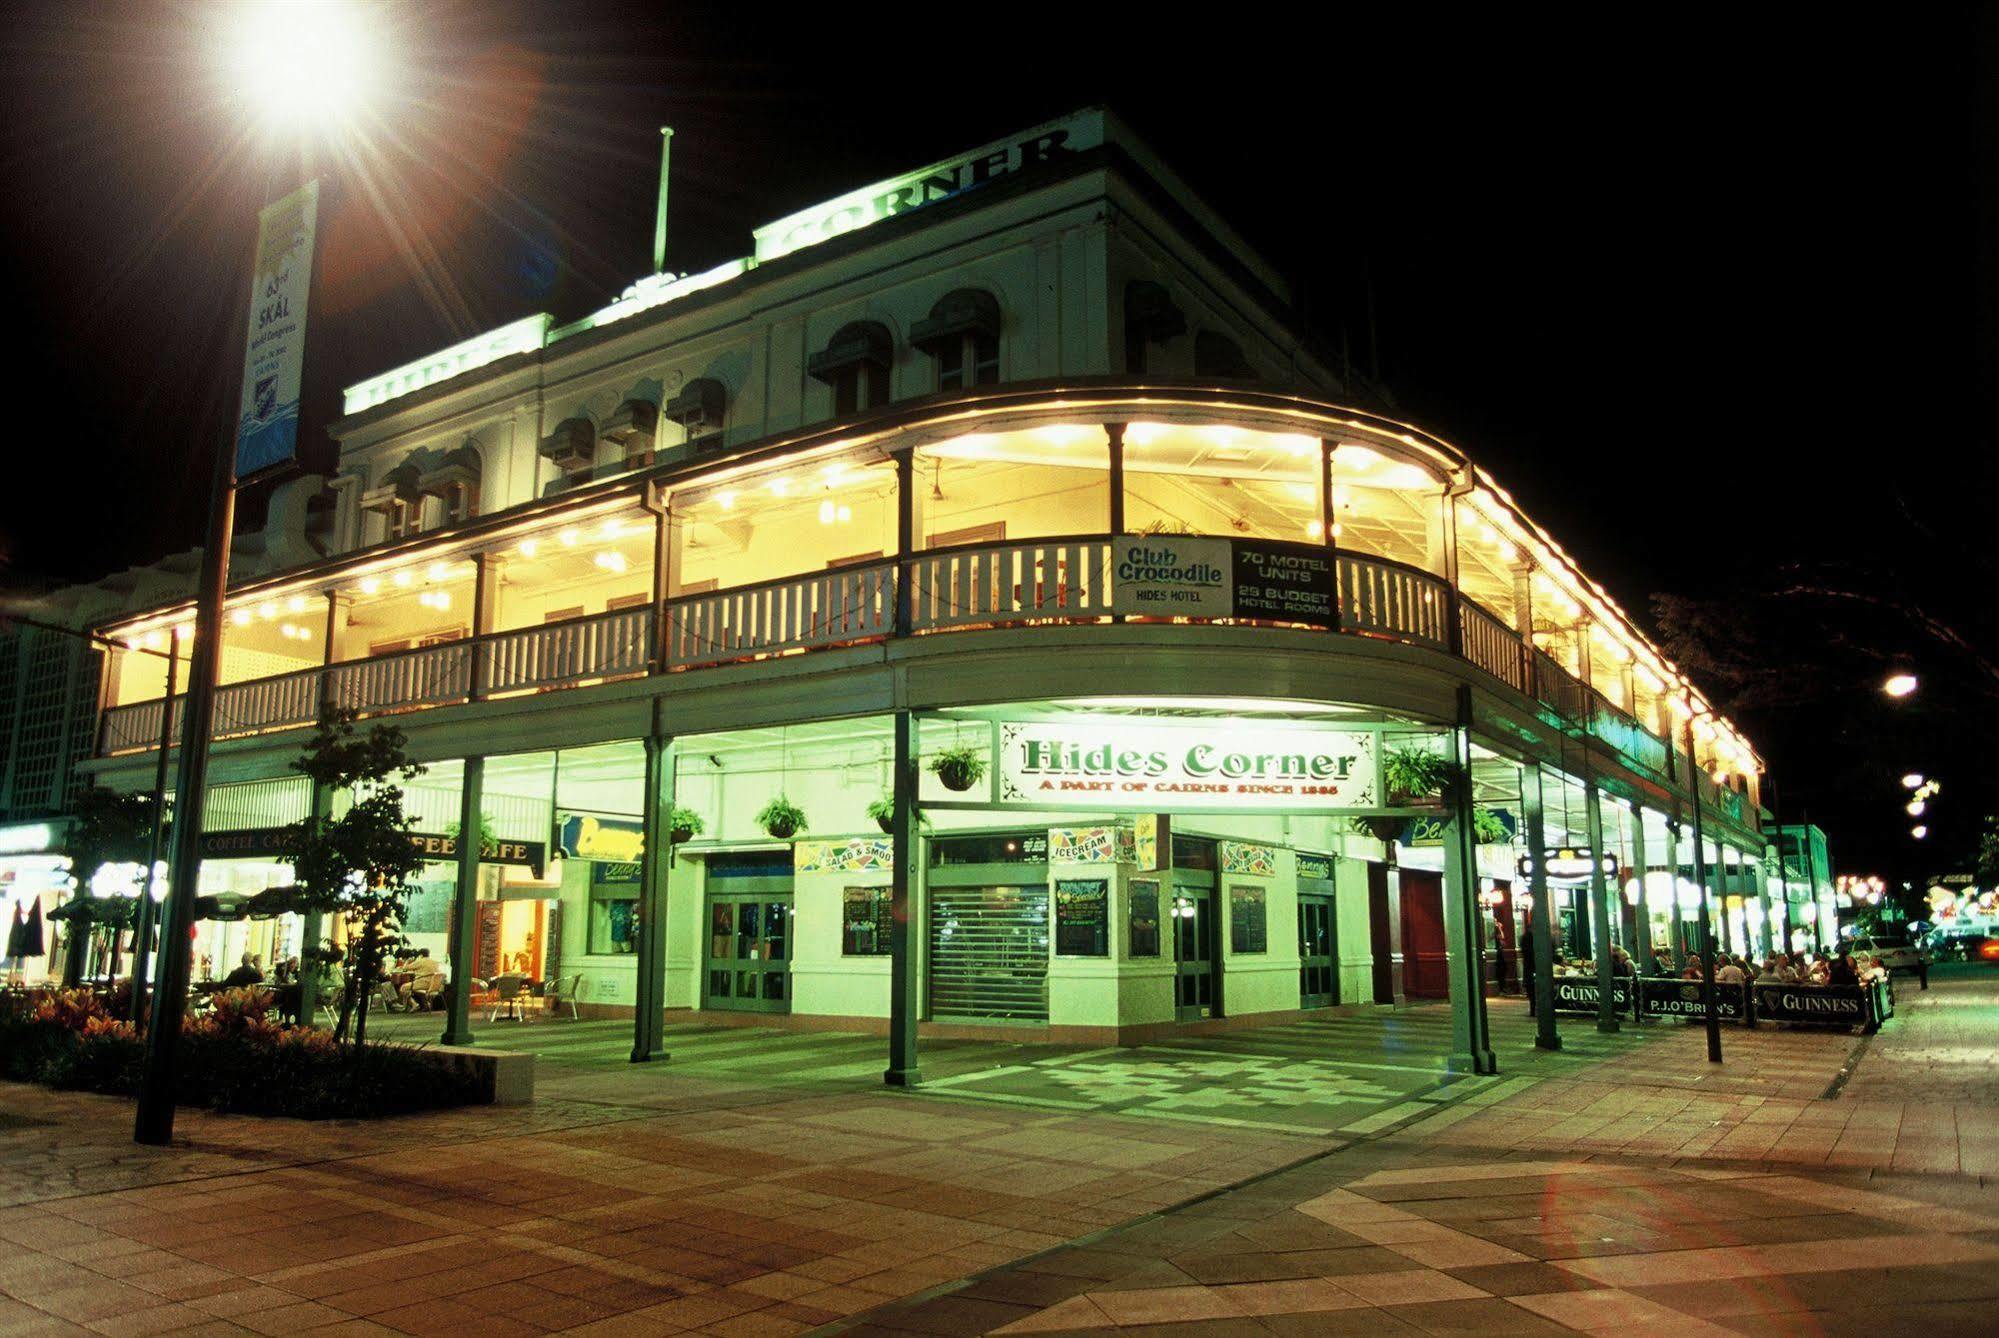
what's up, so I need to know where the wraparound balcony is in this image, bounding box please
[98,540,1720,815]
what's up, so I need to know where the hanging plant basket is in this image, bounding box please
[867,796,895,834]
[930,745,987,793]
[1382,745,1455,808]
[669,805,705,846]
[757,796,808,841]
[1351,815,1412,846]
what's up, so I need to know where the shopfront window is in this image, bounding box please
[843,886,891,955]
[1123,422,1320,542]
[672,456,896,595]
[916,425,1108,547]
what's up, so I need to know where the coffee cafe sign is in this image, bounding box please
[991,720,1379,813]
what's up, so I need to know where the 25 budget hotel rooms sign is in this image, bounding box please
[995,721,1380,812]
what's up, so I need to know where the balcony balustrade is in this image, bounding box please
[98,540,1723,817]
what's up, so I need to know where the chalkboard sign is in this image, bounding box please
[1129,879,1161,958]
[1229,884,1268,954]
[1232,541,1335,627]
[1055,879,1109,956]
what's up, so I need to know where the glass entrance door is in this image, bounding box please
[703,896,791,1013]
[1299,894,1336,1007]
[928,885,1049,1021]
[1173,884,1217,1020]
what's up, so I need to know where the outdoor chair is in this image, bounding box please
[486,973,528,1021]
[543,972,584,1020]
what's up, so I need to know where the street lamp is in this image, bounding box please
[133,0,392,1148]
[1883,672,1919,698]
[1902,773,1924,789]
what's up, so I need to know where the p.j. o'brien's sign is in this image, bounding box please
[752,111,1103,262]
[992,720,1379,813]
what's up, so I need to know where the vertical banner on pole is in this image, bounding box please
[235,180,320,479]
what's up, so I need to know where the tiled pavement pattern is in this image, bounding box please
[842,969,1999,1335]
[855,1148,1999,1337]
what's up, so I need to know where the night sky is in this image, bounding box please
[0,4,1980,881]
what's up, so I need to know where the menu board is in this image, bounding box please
[1232,542,1335,627]
[1129,879,1161,958]
[1229,884,1268,954]
[1055,879,1109,956]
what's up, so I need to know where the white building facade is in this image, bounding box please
[76,109,1781,1073]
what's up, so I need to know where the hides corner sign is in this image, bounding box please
[1113,537,1335,627]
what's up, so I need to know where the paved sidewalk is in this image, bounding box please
[842,972,1999,1336]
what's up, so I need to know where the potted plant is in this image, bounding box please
[1351,745,1463,847]
[930,744,987,793]
[867,796,895,834]
[1472,808,1510,847]
[756,796,808,840]
[669,806,704,845]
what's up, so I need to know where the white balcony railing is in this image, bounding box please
[667,563,892,667]
[94,536,1712,814]
[906,538,1113,629]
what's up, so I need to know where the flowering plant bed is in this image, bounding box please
[0,987,486,1119]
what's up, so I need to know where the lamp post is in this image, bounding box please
[133,0,388,1146]
[1681,708,1722,1064]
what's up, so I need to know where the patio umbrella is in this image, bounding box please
[6,902,22,958]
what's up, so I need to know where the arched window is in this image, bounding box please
[807,320,892,416]
[419,443,483,527]
[664,378,727,453]
[912,289,1000,392]
[1124,281,1185,374]
[362,460,422,540]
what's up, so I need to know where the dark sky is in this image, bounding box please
[0,3,1980,880]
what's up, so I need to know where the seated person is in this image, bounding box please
[1828,952,1860,986]
[399,951,448,1010]
[1715,957,1747,984]
[219,952,264,988]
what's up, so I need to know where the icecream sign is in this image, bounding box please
[993,720,1379,813]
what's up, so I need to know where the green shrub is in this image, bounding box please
[0,986,484,1119]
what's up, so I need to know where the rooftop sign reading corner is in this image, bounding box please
[752,110,1105,264]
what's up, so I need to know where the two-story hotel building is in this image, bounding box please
[76,109,1797,1075]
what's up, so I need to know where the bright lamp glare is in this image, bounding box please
[218,0,388,134]
[1883,672,1918,698]
[1902,772,1924,789]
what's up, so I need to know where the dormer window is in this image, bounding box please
[663,378,727,452]
[808,320,892,417]
[538,417,596,485]
[1124,280,1186,375]
[361,462,422,540]
[418,444,483,527]
[912,289,1000,392]
[601,399,659,469]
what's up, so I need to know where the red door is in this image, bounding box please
[1399,871,1449,999]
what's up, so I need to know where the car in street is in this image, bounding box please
[1846,935,1929,974]
[1923,930,1999,964]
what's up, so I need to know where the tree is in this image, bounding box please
[280,711,426,1047]
[54,787,156,988]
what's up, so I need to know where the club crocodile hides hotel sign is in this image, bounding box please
[1115,537,1336,626]
[993,720,1379,813]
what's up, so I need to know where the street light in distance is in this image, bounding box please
[1883,672,1919,698]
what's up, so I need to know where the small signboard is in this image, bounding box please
[1114,537,1232,618]
[1751,981,1883,1031]
[1231,541,1335,627]
[1638,977,1748,1020]
[1055,879,1110,957]
[1550,976,1633,1015]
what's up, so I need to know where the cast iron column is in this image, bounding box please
[1629,806,1654,989]
[1663,819,1687,969]
[1685,722,1722,1063]
[631,730,673,1062]
[1584,782,1619,1033]
[441,756,483,1048]
[884,708,922,1086]
[1521,763,1560,1049]
[296,779,331,1024]
[1440,689,1496,1073]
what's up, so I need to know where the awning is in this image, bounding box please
[807,321,892,382]
[911,289,1001,350]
